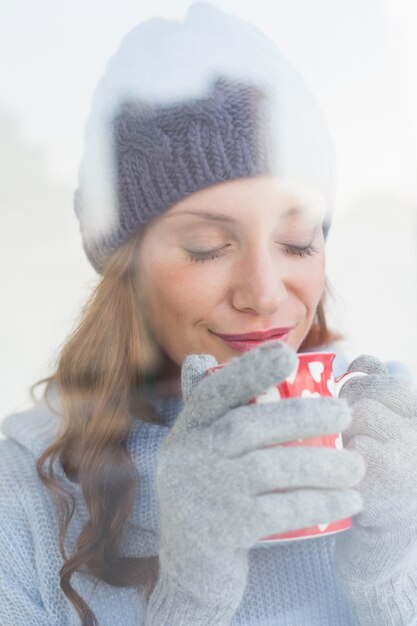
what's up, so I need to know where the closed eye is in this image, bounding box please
[282,243,317,257]
[185,242,318,263]
[185,245,231,263]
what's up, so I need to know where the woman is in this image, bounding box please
[1,3,417,625]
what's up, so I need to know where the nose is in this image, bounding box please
[230,245,289,316]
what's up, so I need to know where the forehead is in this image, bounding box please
[162,175,327,225]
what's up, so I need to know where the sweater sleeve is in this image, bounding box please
[0,439,61,625]
[144,570,239,625]
[0,506,51,625]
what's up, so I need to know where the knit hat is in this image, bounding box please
[74,2,337,274]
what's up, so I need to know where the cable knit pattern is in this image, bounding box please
[80,74,272,274]
[112,77,269,237]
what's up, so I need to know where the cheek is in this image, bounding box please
[308,260,325,292]
[293,255,325,305]
[146,260,220,321]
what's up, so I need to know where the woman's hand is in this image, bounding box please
[145,341,365,626]
[334,355,417,626]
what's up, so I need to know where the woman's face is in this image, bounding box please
[136,176,327,368]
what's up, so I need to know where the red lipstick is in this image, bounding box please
[211,327,293,352]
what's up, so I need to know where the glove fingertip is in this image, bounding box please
[335,398,353,431]
[350,450,367,484]
[347,354,387,376]
[340,489,363,518]
[181,353,218,400]
[351,490,364,514]
[252,339,298,381]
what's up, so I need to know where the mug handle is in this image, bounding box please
[334,371,368,398]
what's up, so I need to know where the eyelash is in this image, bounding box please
[186,243,318,263]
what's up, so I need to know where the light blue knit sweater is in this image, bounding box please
[0,379,360,626]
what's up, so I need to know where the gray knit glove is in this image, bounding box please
[334,354,417,625]
[145,340,365,625]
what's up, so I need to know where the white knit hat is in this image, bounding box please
[74,2,337,273]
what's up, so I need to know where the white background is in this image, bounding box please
[1,0,416,425]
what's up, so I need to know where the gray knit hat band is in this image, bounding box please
[115,78,269,228]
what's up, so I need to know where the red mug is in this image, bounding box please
[207,351,367,543]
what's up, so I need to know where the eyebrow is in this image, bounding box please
[164,206,313,223]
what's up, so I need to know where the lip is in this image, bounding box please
[212,327,293,341]
[210,328,293,353]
